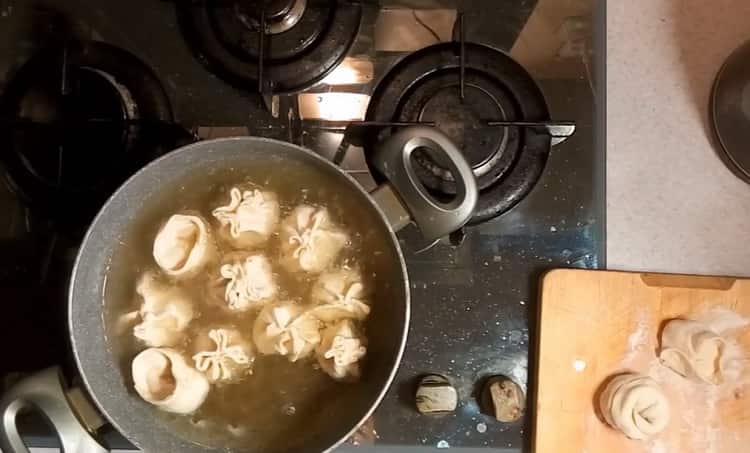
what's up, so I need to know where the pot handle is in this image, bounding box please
[0,367,108,453]
[370,126,478,241]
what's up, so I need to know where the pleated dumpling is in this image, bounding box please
[132,273,194,347]
[192,328,254,384]
[659,319,727,384]
[219,253,277,311]
[316,320,367,381]
[598,372,670,440]
[279,205,348,274]
[253,302,321,362]
[153,214,216,277]
[310,267,370,322]
[132,348,210,414]
[212,187,280,248]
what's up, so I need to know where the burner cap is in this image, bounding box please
[177,0,362,93]
[711,40,750,184]
[365,43,551,225]
[236,0,307,33]
[258,0,297,19]
[0,41,173,234]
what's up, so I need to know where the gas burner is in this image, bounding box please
[177,0,362,93]
[365,42,552,225]
[0,41,174,235]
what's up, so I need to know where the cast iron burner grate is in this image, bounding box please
[363,41,561,225]
[177,0,362,94]
[0,41,176,235]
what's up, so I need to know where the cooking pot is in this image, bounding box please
[0,126,477,453]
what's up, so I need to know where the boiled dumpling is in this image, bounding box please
[114,310,140,336]
[659,319,727,384]
[212,187,280,248]
[316,319,367,381]
[153,214,215,277]
[219,253,277,311]
[193,328,254,383]
[279,205,348,274]
[132,273,193,347]
[309,267,370,322]
[132,348,210,414]
[598,372,670,440]
[253,302,321,362]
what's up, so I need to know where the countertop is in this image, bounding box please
[607,0,750,277]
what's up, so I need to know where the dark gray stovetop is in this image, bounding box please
[0,0,604,451]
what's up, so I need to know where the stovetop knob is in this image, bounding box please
[415,374,457,415]
[480,375,525,423]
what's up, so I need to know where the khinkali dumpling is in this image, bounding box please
[279,205,348,274]
[598,372,670,440]
[253,302,321,362]
[316,320,367,381]
[212,187,280,248]
[309,267,370,322]
[219,253,277,311]
[132,274,194,347]
[193,328,254,383]
[132,348,210,414]
[659,319,727,384]
[153,214,216,277]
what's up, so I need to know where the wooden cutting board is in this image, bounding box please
[534,269,750,453]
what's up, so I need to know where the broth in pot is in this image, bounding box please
[102,154,404,451]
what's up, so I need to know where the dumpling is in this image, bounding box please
[279,205,348,274]
[132,274,193,347]
[309,267,370,322]
[253,302,321,362]
[659,319,727,384]
[219,253,277,311]
[153,214,215,277]
[598,372,670,440]
[212,187,280,248]
[193,328,254,383]
[316,319,367,381]
[132,348,210,414]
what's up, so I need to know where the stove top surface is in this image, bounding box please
[0,0,603,451]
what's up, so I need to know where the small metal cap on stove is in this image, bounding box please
[480,375,525,423]
[415,374,457,414]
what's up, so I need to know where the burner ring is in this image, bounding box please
[236,0,307,34]
[418,83,511,177]
[365,42,551,225]
[177,0,361,93]
[0,41,173,234]
[399,70,521,194]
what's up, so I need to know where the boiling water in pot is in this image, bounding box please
[101,156,402,450]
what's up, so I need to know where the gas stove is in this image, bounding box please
[0,0,603,451]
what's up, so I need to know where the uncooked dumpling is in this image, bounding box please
[598,373,670,440]
[132,348,210,414]
[132,273,194,347]
[310,267,370,322]
[316,319,367,381]
[220,254,277,311]
[153,214,215,277]
[212,187,280,248]
[659,319,726,384]
[279,205,348,273]
[193,328,254,383]
[253,302,321,362]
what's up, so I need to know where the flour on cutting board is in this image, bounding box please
[649,439,667,453]
[700,306,750,334]
[622,309,651,366]
[610,308,749,453]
